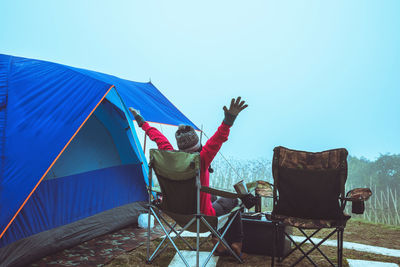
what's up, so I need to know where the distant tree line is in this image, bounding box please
[346,154,400,225]
[347,154,400,193]
[210,153,400,225]
[210,157,272,190]
[211,153,400,191]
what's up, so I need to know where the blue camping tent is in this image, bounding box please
[0,54,197,266]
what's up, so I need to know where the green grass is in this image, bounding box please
[350,217,400,231]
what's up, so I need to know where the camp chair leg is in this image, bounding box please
[284,233,318,267]
[201,219,228,266]
[201,216,238,266]
[147,165,153,264]
[156,210,195,250]
[281,228,320,262]
[337,229,341,267]
[290,228,337,267]
[338,227,344,267]
[151,210,191,267]
[196,217,200,267]
[277,227,283,265]
[149,214,197,262]
[148,222,178,262]
[200,218,223,266]
[299,229,336,267]
[271,221,277,267]
[200,211,244,265]
[147,211,176,262]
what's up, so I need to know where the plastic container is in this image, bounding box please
[138,213,154,229]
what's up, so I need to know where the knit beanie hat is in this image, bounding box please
[175,125,200,152]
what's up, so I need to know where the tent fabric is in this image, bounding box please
[1,163,146,248]
[68,66,197,129]
[44,111,124,179]
[104,87,149,185]
[0,54,197,241]
[0,54,114,239]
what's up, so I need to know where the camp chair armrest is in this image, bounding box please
[344,188,372,202]
[245,180,274,198]
[201,186,244,199]
[246,180,273,192]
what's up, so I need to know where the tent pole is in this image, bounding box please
[199,124,203,145]
[143,134,147,154]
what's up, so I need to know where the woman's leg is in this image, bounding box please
[212,197,244,257]
[212,197,238,216]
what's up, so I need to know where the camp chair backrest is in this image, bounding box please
[272,146,348,220]
[150,149,201,215]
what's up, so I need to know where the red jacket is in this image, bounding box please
[141,122,231,216]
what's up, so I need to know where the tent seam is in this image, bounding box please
[112,87,146,165]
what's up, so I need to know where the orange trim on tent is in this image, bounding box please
[0,85,115,239]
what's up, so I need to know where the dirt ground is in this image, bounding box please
[106,219,400,267]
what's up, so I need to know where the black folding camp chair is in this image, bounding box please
[146,149,244,267]
[269,146,372,267]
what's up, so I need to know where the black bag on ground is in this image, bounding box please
[242,213,292,257]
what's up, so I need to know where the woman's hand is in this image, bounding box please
[129,107,146,127]
[223,97,248,126]
[223,96,248,116]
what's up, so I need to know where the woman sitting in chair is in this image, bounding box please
[129,97,248,258]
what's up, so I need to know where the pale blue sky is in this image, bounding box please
[1,0,399,160]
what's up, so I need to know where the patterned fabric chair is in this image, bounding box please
[269,146,372,267]
[146,149,244,267]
